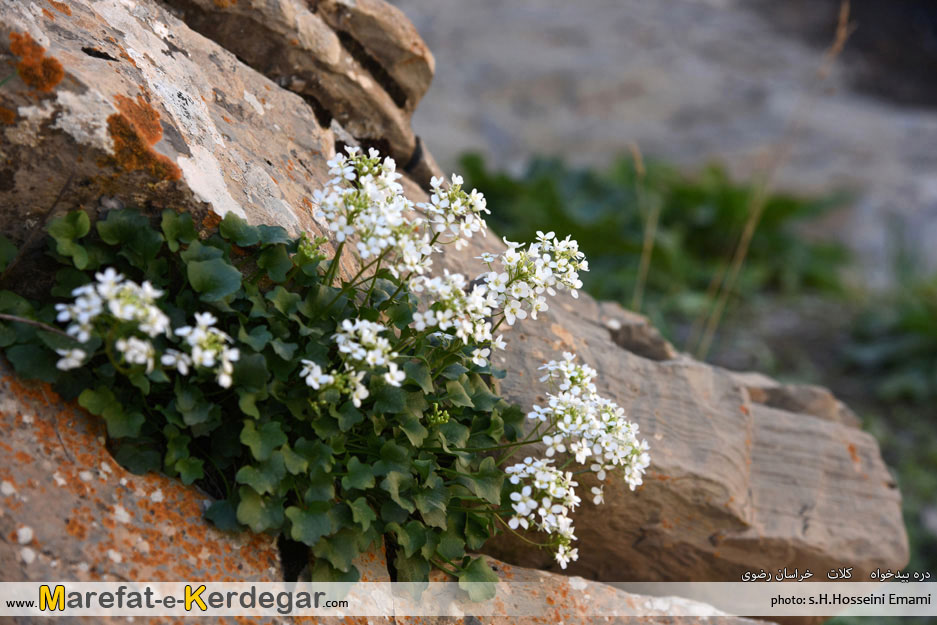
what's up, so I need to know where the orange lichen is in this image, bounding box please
[201,212,223,230]
[47,0,72,15]
[106,94,181,181]
[9,32,64,93]
[213,0,237,7]
[42,8,56,20]
[0,106,15,125]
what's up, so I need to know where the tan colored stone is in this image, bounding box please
[162,0,430,182]
[316,0,436,109]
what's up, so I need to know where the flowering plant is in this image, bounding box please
[0,148,648,593]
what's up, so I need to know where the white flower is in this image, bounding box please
[555,544,578,569]
[300,360,334,390]
[54,268,170,344]
[115,337,155,373]
[590,486,604,505]
[384,362,405,387]
[174,313,239,388]
[161,349,192,376]
[503,299,526,325]
[55,348,86,371]
[492,334,507,351]
[471,347,490,367]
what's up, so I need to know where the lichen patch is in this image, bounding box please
[9,31,64,93]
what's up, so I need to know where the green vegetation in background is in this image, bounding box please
[459,153,849,338]
[846,274,937,577]
[463,151,936,622]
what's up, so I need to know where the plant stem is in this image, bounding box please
[0,314,73,338]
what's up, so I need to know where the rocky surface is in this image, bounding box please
[0,359,765,624]
[388,0,937,288]
[0,0,908,621]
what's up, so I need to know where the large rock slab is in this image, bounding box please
[0,355,765,624]
[161,0,441,186]
[0,0,335,259]
[0,0,908,597]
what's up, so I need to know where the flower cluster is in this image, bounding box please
[409,271,505,364]
[314,147,432,278]
[534,352,650,491]
[299,360,370,408]
[296,317,404,409]
[167,312,241,388]
[53,268,171,371]
[505,457,581,568]
[483,232,588,326]
[420,174,489,250]
[505,352,650,569]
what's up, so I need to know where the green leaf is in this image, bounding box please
[258,224,292,245]
[394,550,430,584]
[97,208,163,268]
[381,470,415,513]
[205,499,240,531]
[286,503,332,546]
[312,528,360,572]
[403,360,433,394]
[258,244,292,282]
[174,382,214,426]
[0,234,16,272]
[464,512,491,550]
[232,353,269,392]
[440,363,468,380]
[445,379,474,408]
[161,210,197,252]
[240,420,287,461]
[467,374,501,412]
[48,210,90,269]
[308,559,360,583]
[266,286,301,316]
[238,325,273,351]
[269,338,298,361]
[304,468,336,503]
[332,401,363,432]
[458,557,498,601]
[413,473,448,529]
[187,258,242,301]
[294,438,334,473]
[373,382,406,414]
[180,240,224,262]
[436,528,466,561]
[348,497,377,531]
[235,453,286,495]
[219,212,260,246]
[341,457,375,490]
[280,443,309,475]
[458,457,503,505]
[78,387,144,438]
[174,456,204,485]
[398,412,428,447]
[236,486,284,533]
[386,520,428,558]
[6,344,58,383]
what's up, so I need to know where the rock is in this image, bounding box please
[730,372,862,428]
[161,0,442,187]
[315,0,436,109]
[597,300,680,361]
[0,0,908,609]
[404,555,772,625]
[0,360,276,624]
[483,282,906,581]
[0,351,765,624]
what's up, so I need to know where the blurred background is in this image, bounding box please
[390,0,937,621]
